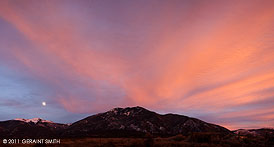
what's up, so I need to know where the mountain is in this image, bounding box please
[234,128,274,138]
[0,118,68,138]
[233,128,274,146]
[0,107,273,146]
[0,107,231,139]
[62,106,230,137]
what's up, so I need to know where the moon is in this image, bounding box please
[42,102,46,106]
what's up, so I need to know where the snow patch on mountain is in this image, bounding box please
[234,129,257,136]
[124,111,131,116]
[14,118,53,124]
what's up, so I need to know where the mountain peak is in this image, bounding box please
[65,106,230,138]
[110,106,146,110]
[107,106,152,116]
[14,118,53,124]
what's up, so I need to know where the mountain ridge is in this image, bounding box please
[14,118,54,124]
[61,106,231,137]
[0,106,273,140]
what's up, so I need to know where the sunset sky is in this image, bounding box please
[0,0,273,130]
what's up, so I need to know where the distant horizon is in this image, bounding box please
[1,106,273,131]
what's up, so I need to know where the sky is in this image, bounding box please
[0,0,273,130]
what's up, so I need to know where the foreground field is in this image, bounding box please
[1,132,273,147]
[0,137,222,147]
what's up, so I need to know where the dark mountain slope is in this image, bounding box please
[0,118,68,138]
[63,106,230,137]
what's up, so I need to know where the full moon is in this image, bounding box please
[42,102,46,106]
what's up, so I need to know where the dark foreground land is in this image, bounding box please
[1,132,274,147]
